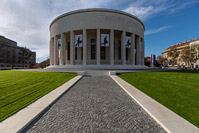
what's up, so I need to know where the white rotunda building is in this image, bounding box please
[49,8,145,69]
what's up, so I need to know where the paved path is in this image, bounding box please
[24,76,165,133]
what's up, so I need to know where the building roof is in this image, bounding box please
[49,8,145,30]
[0,35,17,46]
[164,38,199,52]
[0,35,35,53]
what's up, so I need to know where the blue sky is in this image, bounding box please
[143,1,199,57]
[0,0,199,63]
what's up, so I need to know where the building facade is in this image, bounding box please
[49,9,145,69]
[162,38,199,68]
[0,35,36,69]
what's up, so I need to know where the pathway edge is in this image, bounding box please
[0,75,83,133]
[110,75,199,133]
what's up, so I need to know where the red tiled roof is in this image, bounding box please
[166,38,199,50]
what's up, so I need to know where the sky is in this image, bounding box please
[0,0,199,63]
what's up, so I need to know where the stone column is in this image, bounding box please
[54,36,58,65]
[97,28,100,65]
[139,37,142,65]
[83,29,87,65]
[52,39,54,65]
[121,31,126,65]
[110,29,114,65]
[136,36,142,65]
[136,36,139,65]
[60,33,65,65]
[64,34,67,65]
[65,37,68,65]
[141,39,145,65]
[131,34,135,65]
[70,31,74,65]
[50,39,53,65]
[63,33,66,65]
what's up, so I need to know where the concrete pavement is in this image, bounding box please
[23,76,165,133]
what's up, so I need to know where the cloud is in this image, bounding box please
[123,0,198,20]
[123,0,169,20]
[0,0,113,63]
[145,26,171,35]
[170,1,199,13]
[123,6,154,20]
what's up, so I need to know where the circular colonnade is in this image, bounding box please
[49,8,145,69]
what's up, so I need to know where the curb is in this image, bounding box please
[110,75,199,133]
[0,75,83,133]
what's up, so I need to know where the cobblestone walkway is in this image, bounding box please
[24,76,166,133]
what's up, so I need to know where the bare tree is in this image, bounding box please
[180,46,196,68]
[157,55,168,68]
[167,47,179,66]
[195,45,199,58]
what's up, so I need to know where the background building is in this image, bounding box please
[144,57,151,67]
[162,38,199,68]
[0,35,36,69]
[38,58,50,68]
[49,9,145,69]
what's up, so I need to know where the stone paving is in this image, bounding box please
[23,76,166,133]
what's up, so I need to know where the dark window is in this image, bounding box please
[67,42,70,60]
[101,47,105,60]
[81,47,83,60]
[91,39,96,59]
[118,40,121,60]
[126,48,128,60]
[75,47,77,60]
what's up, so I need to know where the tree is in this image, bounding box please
[167,47,179,66]
[180,46,195,68]
[195,45,199,58]
[156,55,168,67]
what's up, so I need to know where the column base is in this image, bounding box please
[47,64,148,70]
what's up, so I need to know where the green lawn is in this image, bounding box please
[0,70,76,122]
[118,70,199,127]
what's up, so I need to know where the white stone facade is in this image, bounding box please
[49,9,145,69]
